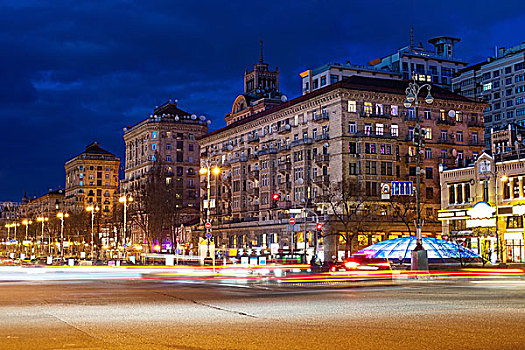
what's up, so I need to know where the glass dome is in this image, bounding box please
[358,237,480,263]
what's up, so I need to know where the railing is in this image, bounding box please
[278,201,292,210]
[247,134,260,143]
[360,112,392,119]
[315,154,330,163]
[278,162,292,172]
[258,148,277,156]
[278,144,291,152]
[350,130,395,139]
[437,118,456,126]
[249,170,260,178]
[278,125,291,133]
[290,138,314,147]
[314,175,330,185]
[468,139,484,146]
[314,133,329,142]
[313,113,329,122]
[468,120,484,128]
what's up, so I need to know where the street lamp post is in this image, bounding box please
[200,163,220,266]
[36,217,48,256]
[57,212,69,261]
[86,205,99,260]
[119,195,133,257]
[404,73,434,271]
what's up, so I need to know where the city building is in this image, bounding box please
[370,36,467,90]
[64,142,120,215]
[121,101,208,246]
[452,42,525,145]
[301,35,467,96]
[300,63,402,95]
[199,75,486,260]
[438,151,525,263]
[19,189,65,219]
[0,201,20,221]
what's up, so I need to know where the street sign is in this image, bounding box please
[205,222,212,230]
[289,208,302,214]
[381,183,391,194]
[391,181,414,196]
[289,218,296,225]
[205,232,212,239]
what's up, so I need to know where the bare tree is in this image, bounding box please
[324,178,379,258]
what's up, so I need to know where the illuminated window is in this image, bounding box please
[408,146,416,156]
[391,124,398,137]
[348,101,356,113]
[152,132,157,139]
[391,105,398,116]
[364,102,373,116]
[424,128,432,139]
[376,124,384,136]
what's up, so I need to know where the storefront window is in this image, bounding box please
[507,216,523,229]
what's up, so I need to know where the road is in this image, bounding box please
[0,278,524,350]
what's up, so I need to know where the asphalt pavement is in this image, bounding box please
[0,277,524,349]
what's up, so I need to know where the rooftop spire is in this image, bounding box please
[260,39,263,63]
[410,26,414,49]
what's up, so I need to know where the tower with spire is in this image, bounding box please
[226,40,284,125]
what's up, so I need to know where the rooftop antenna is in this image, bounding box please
[260,39,263,63]
[410,27,414,49]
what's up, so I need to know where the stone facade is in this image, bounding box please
[199,76,486,260]
[65,143,120,216]
[439,152,525,263]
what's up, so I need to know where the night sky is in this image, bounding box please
[1,0,525,201]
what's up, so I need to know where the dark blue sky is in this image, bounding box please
[1,0,525,201]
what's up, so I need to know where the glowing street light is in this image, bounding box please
[119,195,133,251]
[57,212,69,260]
[22,220,32,240]
[36,217,49,255]
[200,161,221,267]
[86,205,100,260]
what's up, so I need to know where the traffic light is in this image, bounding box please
[316,223,322,231]
[272,193,280,208]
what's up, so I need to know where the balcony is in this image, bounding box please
[314,175,330,186]
[313,113,329,122]
[437,118,456,126]
[314,133,329,142]
[258,148,277,156]
[278,162,292,173]
[468,139,485,146]
[247,187,259,196]
[350,130,395,139]
[278,200,292,210]
[222,144,233,152]
[468,119,484,128]
[278,125,291,134]
[278,144,291,152]
[222,174,231,184]
[279,182,292,191]
[248,153,258,160]
[247,134,260,143]
[249,170,260,179]
[315,154,330,164]
[360,112,392,120]
[290,138,314,148]
[404,116,421,123]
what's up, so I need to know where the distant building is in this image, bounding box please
[302,35,466,95]
[490,123,525,160]
[19,189,65,220]
[452,42,525,145]
[300,63,402,95]
[64,142,120,215]
[0,201,20,221]
[370,36,467,90]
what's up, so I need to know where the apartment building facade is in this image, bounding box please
[64,142,120,215]
[452,42,525,145]
[199,76,486,260]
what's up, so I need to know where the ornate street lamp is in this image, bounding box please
[404,73,434,271]
[57,212,69,260]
